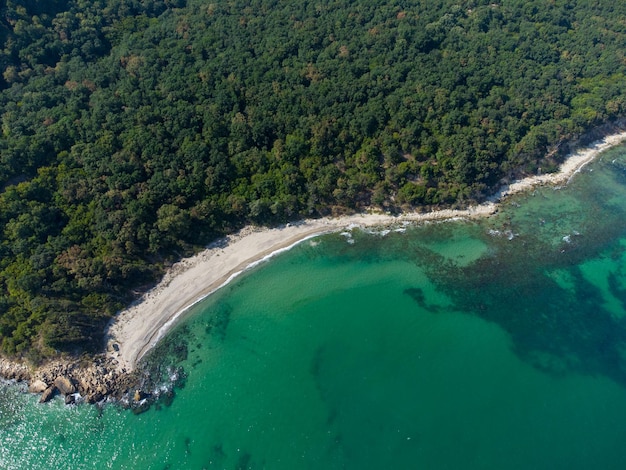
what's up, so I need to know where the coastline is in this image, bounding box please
[2,128,625,406]
[106,207,495,372]
[105,129,626,372]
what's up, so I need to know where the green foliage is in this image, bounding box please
[2,0,626,359]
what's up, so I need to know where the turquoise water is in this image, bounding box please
[4,148,626,468]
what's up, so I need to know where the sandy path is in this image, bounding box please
[105,130,626,372]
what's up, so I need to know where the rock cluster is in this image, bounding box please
[0,358,31,382]
[0,355,140,405]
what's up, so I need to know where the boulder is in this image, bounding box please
[54,376,76,395]
[28,379,48,394]
[39,386,56,403]
[85,391,103,404]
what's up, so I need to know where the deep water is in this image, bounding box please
[3,148,626,469]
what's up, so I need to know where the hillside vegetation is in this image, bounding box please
[2,0,626,360]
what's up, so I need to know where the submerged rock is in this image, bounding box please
[131,399,150,415]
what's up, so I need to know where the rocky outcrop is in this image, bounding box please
[1,354,141,406]
[1,354,179,413]
[36,356,141,404]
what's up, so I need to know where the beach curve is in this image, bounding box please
[105,130,626,372]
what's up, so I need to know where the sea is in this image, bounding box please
[3,146,626,469]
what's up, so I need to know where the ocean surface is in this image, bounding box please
[4,146,626,469]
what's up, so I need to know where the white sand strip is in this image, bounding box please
[491,131,626,200]
[105,130,626,372]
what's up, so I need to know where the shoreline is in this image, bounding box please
[106,205,500,372]
[105,129,626,372]
[1,126,625,406]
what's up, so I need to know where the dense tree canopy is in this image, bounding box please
[2,0,626,360]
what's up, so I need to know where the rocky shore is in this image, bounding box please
[0,355,140,406]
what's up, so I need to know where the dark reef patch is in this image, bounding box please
[204,303,232,341]
[403,287,441,313]
[407,172,626,387]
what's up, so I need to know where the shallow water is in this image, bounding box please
[3,148,626,469]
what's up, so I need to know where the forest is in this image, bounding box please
[1,0,626,361]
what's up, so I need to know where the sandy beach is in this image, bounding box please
[105,130,626,372]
